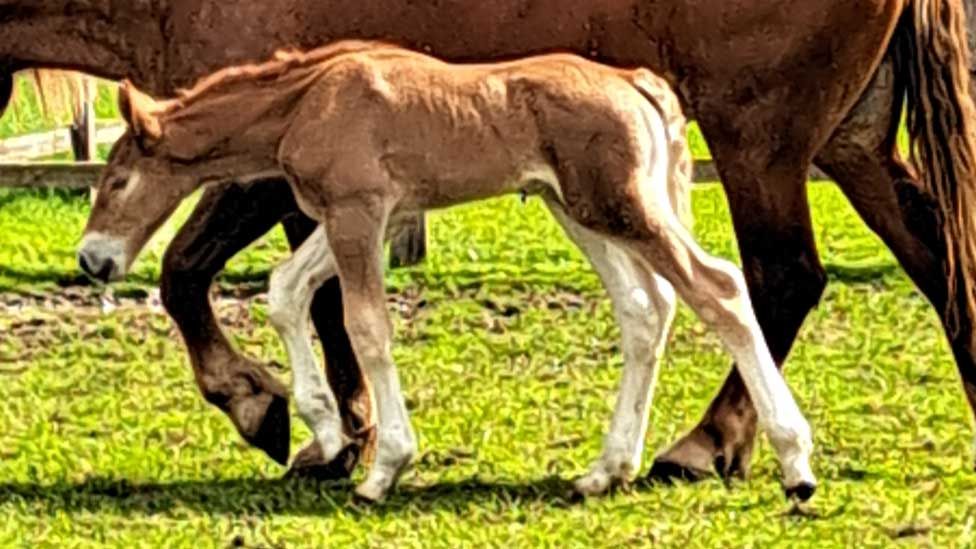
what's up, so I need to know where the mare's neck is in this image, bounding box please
[0,2,166,91]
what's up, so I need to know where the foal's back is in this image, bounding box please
[281,47,685,231]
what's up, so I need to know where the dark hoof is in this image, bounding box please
[646,458,711,484]
[785,482,816,502]
[286,442,359,481]
[243,393,291,465]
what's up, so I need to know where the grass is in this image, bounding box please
[0,181,972,547]
[0,68,955,546]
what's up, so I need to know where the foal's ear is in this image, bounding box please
[118,80,166,142]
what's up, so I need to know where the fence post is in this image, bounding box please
[68,77,98,203]
[69,79,97,162]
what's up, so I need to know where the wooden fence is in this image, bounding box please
[0,121,831,189]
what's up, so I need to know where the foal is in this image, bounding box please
[78,42,815,502]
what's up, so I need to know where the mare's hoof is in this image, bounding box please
[645,458,710,484]
[286,442,359,481]
[785,481,817,503]
[223,359,292,465]
[243,392,291,465]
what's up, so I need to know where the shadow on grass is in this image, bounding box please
[824,261,902,284]
[0,259,905,300]
[0,475,594,517]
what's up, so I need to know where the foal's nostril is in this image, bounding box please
[78,252,94,278]
[79,251,98,278]
[78,250,115,283]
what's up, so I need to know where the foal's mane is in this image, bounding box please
[162,40,398,116]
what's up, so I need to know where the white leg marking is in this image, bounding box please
[350,309,417,501]
[654,222,816,491]
[267,226,348,461]
[327,215,416,501]
[546,199,676,496]
[714,270,815,490]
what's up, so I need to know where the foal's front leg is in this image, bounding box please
[546,199,676,496]
[326,200,416,502]
[267,226,351,465]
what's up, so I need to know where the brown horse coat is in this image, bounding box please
[4,1,976,482]
[80,44,816,502]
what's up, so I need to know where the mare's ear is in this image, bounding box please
[118,80,166,143]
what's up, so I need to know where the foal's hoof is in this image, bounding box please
[238,391,291,466]
[573,471,613,498]
[286,441,359,481]
[784,481,817,503]
[354,479,390,503]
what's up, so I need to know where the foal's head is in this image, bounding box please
[78,41,393,281]
[79,84,184,282]
[78,80,280,282]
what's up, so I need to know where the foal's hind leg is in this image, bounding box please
[650,151,825,485]
[625,207,816,497]
[544,198,676,496]
[325,199,416,502]
[267,226,354,469]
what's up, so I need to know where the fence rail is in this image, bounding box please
[0,161,104,189]
[0,124,124,162]
[0,159,832,189]
[0,120,835,188]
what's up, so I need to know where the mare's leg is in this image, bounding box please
[649,169,826,482]
[646,0,899,480]
[814,54,976,464]
[268,226,358,471]
[161,180,295,464]
[162,179,364,477]
[544,198,677,496]
[280,215,372,478]
[325,198,416,501]
[623,202,816,498]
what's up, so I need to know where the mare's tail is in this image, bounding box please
[893,0,976,331]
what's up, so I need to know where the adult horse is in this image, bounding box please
[4,0,976,483]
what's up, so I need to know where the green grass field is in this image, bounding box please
[0,181,972,547]
[0,71,966,547]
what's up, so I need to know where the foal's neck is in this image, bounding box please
[0,2,165,90]
[160,47,378,167]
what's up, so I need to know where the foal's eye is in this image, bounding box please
[109,177,128,192]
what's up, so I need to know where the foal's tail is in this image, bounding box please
[631,70,694,230]
[894,0,976,332]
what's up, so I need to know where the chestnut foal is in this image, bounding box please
[79,42,814,501]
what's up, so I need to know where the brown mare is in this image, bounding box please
[79,43,816,501]
[5,0,976,482]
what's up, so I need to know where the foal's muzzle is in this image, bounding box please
[78,234,127,283]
